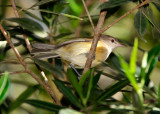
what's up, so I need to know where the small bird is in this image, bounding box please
[31,35,125,68]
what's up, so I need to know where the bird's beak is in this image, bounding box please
[119,43,127,47]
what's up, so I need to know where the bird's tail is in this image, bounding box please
[31,43,59,59]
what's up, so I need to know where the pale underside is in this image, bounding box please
[55,41,109,68]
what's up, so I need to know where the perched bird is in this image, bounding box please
[31,35,125,68]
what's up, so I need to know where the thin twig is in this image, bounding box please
[10,0,32,52]
[82,0,95,30]
[83,0,107,74]
[10,0,61,105]
[101,0,150,33]
[0,24,61,105]
[0,71,26,76]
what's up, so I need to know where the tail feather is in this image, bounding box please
[33,53,59,59]
[31,43,58,59]
[32,43,55,50]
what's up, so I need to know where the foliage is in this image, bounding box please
[0,0,160,114]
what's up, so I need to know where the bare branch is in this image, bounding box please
[101,0,150,33]
[0,24,61,105]
[0,71,26,76]
[10,0,61,105]
[83,0,107,74]
[82,0,95,30]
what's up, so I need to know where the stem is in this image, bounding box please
[83,0,108,74]
[101,0,150,33]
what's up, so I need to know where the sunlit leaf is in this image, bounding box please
[25,99,63,112]
[66,0,82,15]
[7,18,48,38]
[119,56,139,91]
[54,80,82,108]
[59,108,83,114]
[8,85,39,112]
[130,38,138,74]
[0,41,7,59]
[100,0,132,10]
[0,72,10,105]
[134,9,147,36]
[32,58,63,77]
[158,84,160,107]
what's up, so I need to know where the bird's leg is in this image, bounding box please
[70,63,81,79]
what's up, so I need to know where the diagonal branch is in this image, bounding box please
[0,24,61,105]
[10,0,61,105]
[101,0,150,33]
[83,0,108,74]
[82,0,95,30]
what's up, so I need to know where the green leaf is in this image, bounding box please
[158,84,160,107]
[145,44,160,84]
[99,0,132,10]
[153,3,160,12]
[59,108,83,114]
[140,52,148,86]
[31,0,58,7]
[0,72,10,105]
[0,41,7,59]
[54,80,82,108]
[67,69,83,100]
[130,38,138,74]
[119,56,139,91]
[32,58,63,78]
[66,0,82,16]
[6,18,48,38]
[8,85,39,112]
[25,99,63,112]
[96,79,129,104]
[79,69,91,87]
[84,69,94,104]
[134,9,147,36]
[92,71,102,89]
[142,6,160,35]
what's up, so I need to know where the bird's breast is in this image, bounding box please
[56,40,109,68]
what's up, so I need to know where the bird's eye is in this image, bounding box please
[111,39,114,43]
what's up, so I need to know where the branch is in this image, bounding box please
[83,0,107,74]
[0,24,61,105]
[82,0,95,30]
[75,0,93,37]
[0,71,26,76]
[101,0,150,33]
[10,0,61,105]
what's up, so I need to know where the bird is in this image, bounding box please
[31,35,125,68]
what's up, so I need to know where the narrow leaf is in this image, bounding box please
[7,18,48,38]
[0,72,10,105]
[96,79,129,104]
[130,38,138,74]
[100,0,132,10]
[32,58,63,77]
[25,99,63,112]
[54,80,82,108]
[85,69,94,104]
[8,85,39,112]
[134,9,147,36]
[67,68,83,100]
[119,56,139,91]
[158,84,160,107]
[79,69,91,87]
[142,6,160,34]
[145,44,160,84]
